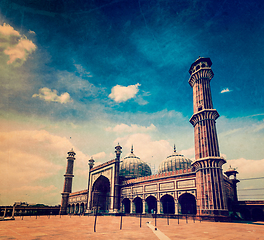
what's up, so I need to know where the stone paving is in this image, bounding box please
[0,215,264,240]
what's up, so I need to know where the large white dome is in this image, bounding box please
[158,146,192,174]
[120,146,151,179]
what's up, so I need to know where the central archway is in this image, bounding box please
[178,193,196,214]
[161,194,175,214]
[91,175,110,212]
[146,196,157,213]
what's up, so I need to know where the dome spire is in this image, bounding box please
[174,144,176,153]
[131,145,134,154]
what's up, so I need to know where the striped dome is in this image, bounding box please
[158,146,192,173]
[120,146,151,179]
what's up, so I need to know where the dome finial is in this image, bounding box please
[174,144,176,153]
[131,145,134,154]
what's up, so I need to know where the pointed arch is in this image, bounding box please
[75,203,79,214]
[145,195,157,213]
[133,197,143,213]
[178,193,196,214]
[71,204,75,214]
[80,203,84,214]
[161,194,175,214]
[91,175,111,212]
[122,198,130,213]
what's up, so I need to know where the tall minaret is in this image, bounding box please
[113,143,122,212]
[188,57,228,216]
[59,149,76,215]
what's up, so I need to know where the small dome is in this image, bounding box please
[120,146,151,179]
[158,146,192,174]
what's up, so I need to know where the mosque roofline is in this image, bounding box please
[121,168,195,185]
[69,189,88,196]
[90,159,117,172]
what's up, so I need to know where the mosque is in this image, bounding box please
[59,57,239,220]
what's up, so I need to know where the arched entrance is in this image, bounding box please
[80,203,84,214]
[71,204,74,214]
[146,196,157,213]
[122,198,130,213]
[161,194,175,214]
[133,197,143,213]
[240,208,251,220]
[227,198,233,212]
[91,175,111,212]
[252,208,264,221]
[75,203,79,214]
[178,193,196,214]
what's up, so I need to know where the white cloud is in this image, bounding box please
[105,123,156,133]
[4,38,36,64]
[252,123,264,132]
[93,151,107,160]
[224,158,264,179]
[0,129,73,158]
[28,30,36,35]
[0,23,20,36]
[74,64,93,77]
[0,23,36,65]
[13,185,58,193]
[218,116,264,160]
[0,150,62,185]
[56,70,101,97]
[0,129,89,205]
[70,122,78,129]
[223,158,264,200]
[1,184,59,205]
[220,128,242,137]
[179,147,195,160]
[109,83,141,103]
[220,88,232,93]
[32,87,72,104]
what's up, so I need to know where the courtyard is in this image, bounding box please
[0,215,264,240]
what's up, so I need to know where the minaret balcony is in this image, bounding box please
[64,173,74,178]
[189,109,219,127]
[188,68,214,87]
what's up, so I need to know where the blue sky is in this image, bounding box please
[0,0,263,205]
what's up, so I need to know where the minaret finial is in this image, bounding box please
[88,156,95,170]
[131,145,133,154]
[174,144,176,153]
[115,143,122,160]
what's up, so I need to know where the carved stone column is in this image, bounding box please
[157,201,161,214]
[142,200,146,214]
[130,200,134,214]
[175,199,178,214]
